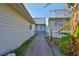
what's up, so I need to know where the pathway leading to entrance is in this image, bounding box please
[25,35,53,56]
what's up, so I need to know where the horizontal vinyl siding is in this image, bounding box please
[0,4,35,55]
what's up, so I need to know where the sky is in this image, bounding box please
[24,3,70,18]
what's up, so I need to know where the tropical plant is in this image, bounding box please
[45,3,79,55]
[59,3,79,55]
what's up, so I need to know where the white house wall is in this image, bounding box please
[34,18,45,24]
[48,20,70,38]
[0,4,35,55]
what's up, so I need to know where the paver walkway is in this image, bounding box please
[25,35,53,56]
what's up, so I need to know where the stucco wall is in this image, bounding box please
[0,4,35,55]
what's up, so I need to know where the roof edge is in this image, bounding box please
[7,3,35,24]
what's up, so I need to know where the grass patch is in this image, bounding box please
[46,32,71,55]
[14,35,36,56]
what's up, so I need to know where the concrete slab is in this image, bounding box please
[25,36,53,56]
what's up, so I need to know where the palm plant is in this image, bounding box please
[59,3,79,55]
[58,3,79,55]
[45,3,79,55]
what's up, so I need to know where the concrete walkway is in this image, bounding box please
[51,46,62,56]
[25,35,53,56]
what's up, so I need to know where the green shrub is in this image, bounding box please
[57,33,71,55]
[14,35,36,56]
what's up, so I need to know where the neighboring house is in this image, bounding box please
[48,17,70,38]
[0,3,35,55]
[33,18,47,35]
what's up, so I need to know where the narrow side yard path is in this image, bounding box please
[25,35,53,56]
[51,46,63,56]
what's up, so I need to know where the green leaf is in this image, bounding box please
[67,3,75,8]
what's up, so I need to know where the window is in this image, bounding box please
[58,21,63,26]
[29,25,32,30]
[54,21,58,26]
[54,21,63,27]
